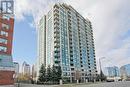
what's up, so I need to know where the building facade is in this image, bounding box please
[32,64,37,81]
[37,16,46,79]
[37,3,97,82]
[120,64,130,80]
[0,14,14,85]
[104,66,120,77]
[13,62,19,78]
[22,61,30,76]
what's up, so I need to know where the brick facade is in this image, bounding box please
[0,15,14,85]
[0,70,14,85]
[0,15,14,55]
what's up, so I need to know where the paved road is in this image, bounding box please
[1,81,130,87]
[76,81,130,87]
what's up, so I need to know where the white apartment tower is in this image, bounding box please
[37,3,97,82]
[22,61,30,76]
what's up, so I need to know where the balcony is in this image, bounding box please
[68,18,71,23]
[54,60,60,64]
[71,68,74,71]
[54,25,60,30]
[54,21,59,25]
[54,11,59,16]
[54,43,60,48]
[54,54,60,58]
[68,14,71,18]
[70,64,74,66]
[54,17,59,22]
[54,29,60,34]
[54,49,60,56]
[68,11,71,14]
[81,65,83,67]
[89,70,91,72]
[94,67,96,69]
[54,39,60,43]
[80,61,83,64]
[54,4,59,9]
[70,58,73,61]
[54,8,59,13]
[70,61,74,64]
[54,49,60,53]
[70,54,73,57]
[94,64,96,66]
[54,34,60,39]
[55,54,60,59]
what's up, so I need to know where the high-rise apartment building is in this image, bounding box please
[13,62,19,78]
[37,16,46,79]
[22,61,30,76]
[0,14,14,85]
[37,3,97,82]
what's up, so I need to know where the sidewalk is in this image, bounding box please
[0,85,14,87]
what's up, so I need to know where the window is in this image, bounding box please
[1,31,8,37]
[71,68,74,71]
[2,15,10,20]
[0,46,7,52]
[0,38,7,44]
[82,73,84,76]
[63,72,67,76]
[2,23,9,30]
[48,10,52,18]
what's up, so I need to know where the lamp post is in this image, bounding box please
[99,57,105,74]
[99,57,105,81]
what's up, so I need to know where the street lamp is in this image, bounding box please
[99,57,105,81]
[99,57,105,74]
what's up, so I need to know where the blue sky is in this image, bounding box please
[13,15,37,66]
[13,0,130,72]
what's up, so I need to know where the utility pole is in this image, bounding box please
[99,57,105,75]
[99,57,105,81]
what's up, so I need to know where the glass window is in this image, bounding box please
[0,46,7,52]
[2,23,9,30]
[0,38,7,44]
[48,10,52,18]
[2,15,10,20]
[1,31,8,37]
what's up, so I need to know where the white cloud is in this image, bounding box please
[14,0,130,71]
[14,0,63,23]
[86,0,130,67]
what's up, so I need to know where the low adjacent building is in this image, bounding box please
[120,64,130,80]
[104,66,120,77]
[22,61,30,76]
[104,66,120,81]
[0,14,15,85]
